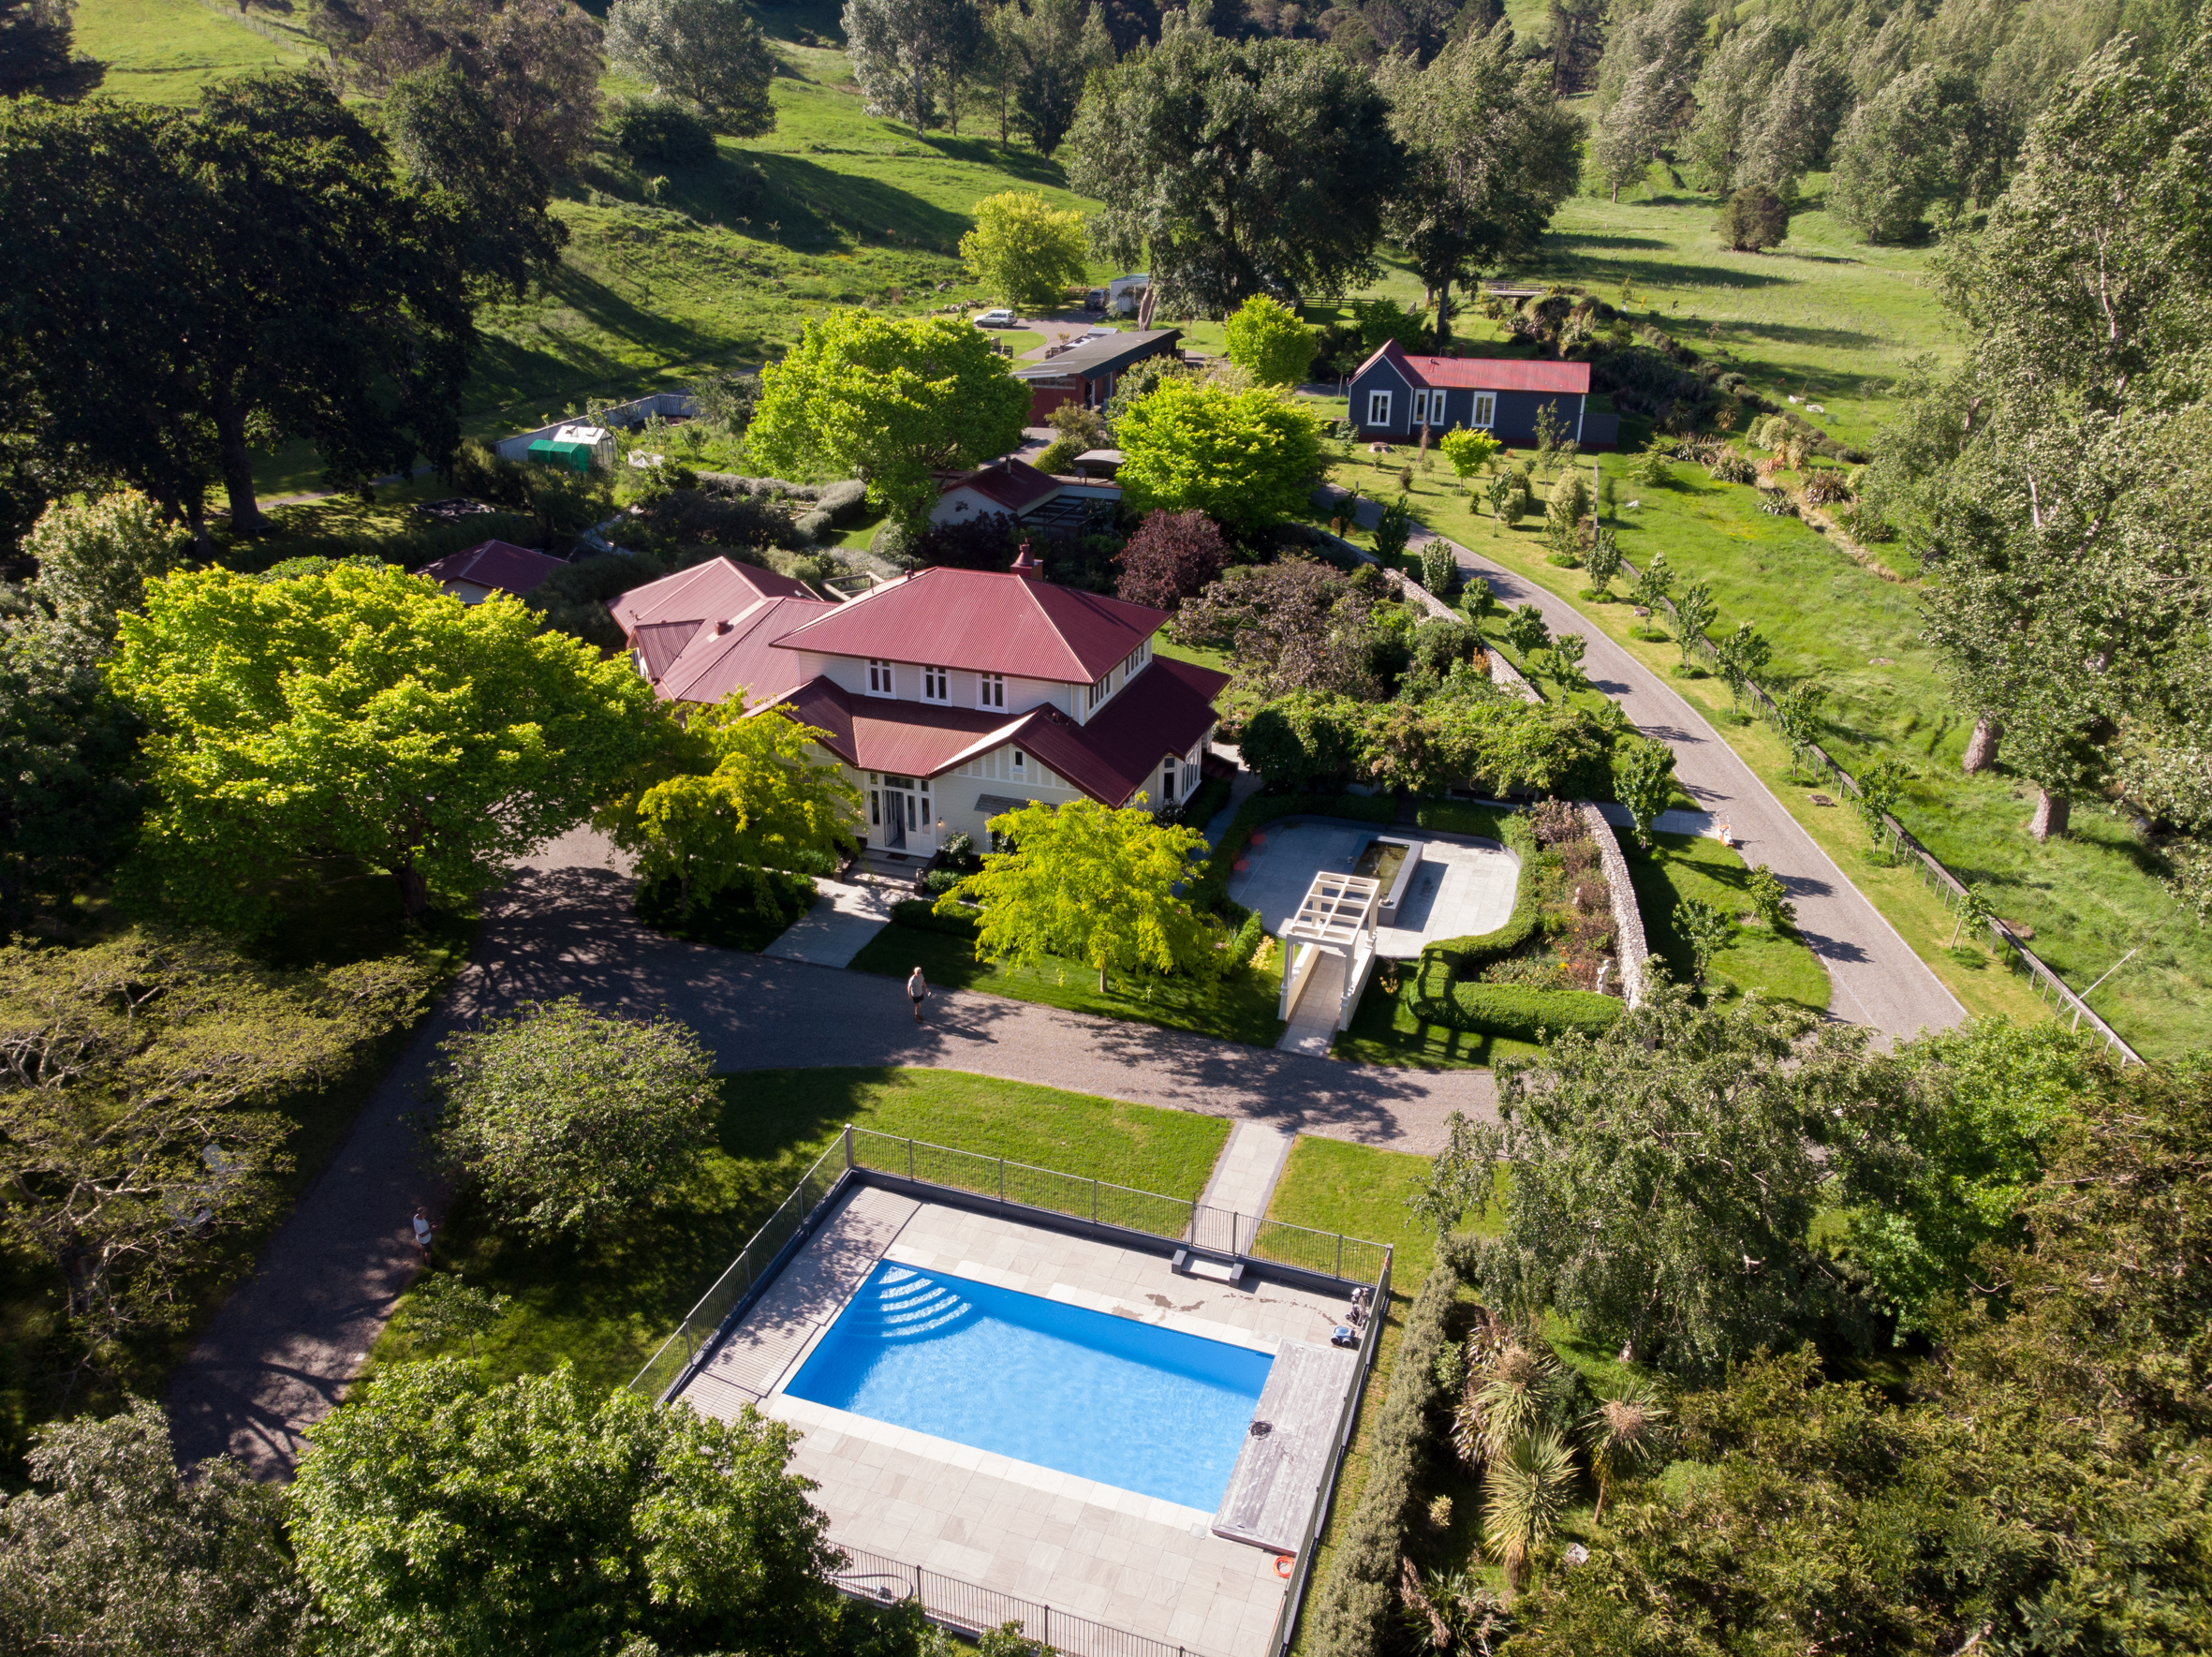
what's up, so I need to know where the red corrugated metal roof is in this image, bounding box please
[607,555,815,638]
[766,656,1227,806]
[1352,340,1591,395]
[415,540,569,597]
[658,596,841,707]
[771,568,1167,683]
[941,458,1062,513]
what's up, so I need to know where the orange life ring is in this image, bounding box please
[1274,1553,1295,1579]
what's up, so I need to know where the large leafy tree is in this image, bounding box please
[325,0,605,170]
[747,310,1030,528]
[844,0,985,130]
[597,699,861,912]
[420,998,719,1242]
[959,189,1091,310]
[1458,977,1914,1377]
[947,798,1221,992]
[1381,25,1582,339]
[1066,19,1398,313]
[0,1399,307,1655]
[289,1359,848,1657]
[0,491,187,914]
[1873,34,2212,841]
[107,564,657,923]
[0,0,100,98]
[1001,0,1113,154]
[0,930,431,1364]
[0,76,487,537]
[1222,295,1315,387]
[1828,64,1998,243]
[605,0,777,136]
[1114,377,1323,532]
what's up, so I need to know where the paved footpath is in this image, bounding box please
[169,827,1491,1476]
[1346,494,1965,1043]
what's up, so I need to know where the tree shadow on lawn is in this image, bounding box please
[1527,245,1796,292]
[915,129,1068,187]
[753,153,974,252]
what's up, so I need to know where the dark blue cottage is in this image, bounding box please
[1347,342,1619,449]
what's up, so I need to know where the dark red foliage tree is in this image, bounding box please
[1113,510,1228,611]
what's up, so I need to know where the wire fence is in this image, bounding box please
[629,1138,848,1402]
[847,1129,1393,1285]
[1619,553,2144,1065]
[833,1543,1217,1657]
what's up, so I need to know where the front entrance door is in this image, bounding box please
[873,775,936,855]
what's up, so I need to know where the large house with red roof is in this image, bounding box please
[1347,343,1619,448]
[608,550,1228,859]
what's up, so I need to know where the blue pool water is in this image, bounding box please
[788,1262,1272,1510]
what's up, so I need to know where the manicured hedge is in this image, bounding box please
[1408,955,1624,1041]
[1412,800,1512,838]
[1303,1235,1482,1657]
[1421,813,1541,971]
[890,898,981,938]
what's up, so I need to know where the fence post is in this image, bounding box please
[907,1137,915,1179]
[1334,1233,1343,1279]
[1092,1179,1099,1222]
[998,1157,1006,1203]
[843,1123,854,1171]
[1043,1606,1050,1649]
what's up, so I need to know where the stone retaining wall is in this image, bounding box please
[1582,801,1649,1008]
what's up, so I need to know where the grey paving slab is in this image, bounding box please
[1231,821,1518,957]
[1213,1339,1358,1553]
[764,875,900,969]
[1199,1122,1294,1220]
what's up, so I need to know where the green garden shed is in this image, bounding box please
[527,437,596,473]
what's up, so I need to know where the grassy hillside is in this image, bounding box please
[74,0,313,101]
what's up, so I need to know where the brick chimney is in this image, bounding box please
[1010,542,1041,580]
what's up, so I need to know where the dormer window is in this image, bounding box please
[867,659,893,696]
[1086,676,1108,711]
[922,665,950,703]
[1011,748,1026,778]
[979,672,1005,710]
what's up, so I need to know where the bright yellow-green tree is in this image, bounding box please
[959,190,1089,311]
[1223,295,1316,387]
[108,564,656,922]
[597,699,860,911]
[941,797,1221,992]
[746,309,1030,528]
[1115,378,1324,532]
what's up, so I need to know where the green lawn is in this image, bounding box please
[848,922,1288,1047]
[75,0,314,102]
[1155,634,1232,675]
[1333,973,1545,1070]
[376,1067,1231,1393]
[1621,829,1831,1010]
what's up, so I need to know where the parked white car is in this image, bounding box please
[974,308,1017,328]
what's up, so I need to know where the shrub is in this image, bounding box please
[1116,510,1229,610]
[1801,468,1852,506]
[1301,1242,1480,1657]
[604,97,717,167]
[635,865,817,949]
[448,438,532,508]
[1706,448,1757,485]
[791,507,833,543]
[891,896,981,937]
[1418,540,1455,597]
[1716,187,1790,252]
[420,999,720,1241]
[813,478,869,524]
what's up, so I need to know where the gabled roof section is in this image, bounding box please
[1014,656,1230,806]
[1350,340,1592,395]
[658,595,840,707]
[770,567,1168,683]
[415,540,568,597]
[606,555,815,639]
[940,458,1062,513]
[1010,328,1181,382]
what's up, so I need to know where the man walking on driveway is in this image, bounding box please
[907,967,928,1023]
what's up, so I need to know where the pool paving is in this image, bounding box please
[672,1187,1362,1657]
[1227,818,1518,957]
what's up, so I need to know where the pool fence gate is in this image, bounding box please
[629,1127,1394,1657]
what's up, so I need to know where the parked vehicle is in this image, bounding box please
[1084,289,1106,311]
[975,309,1017,328]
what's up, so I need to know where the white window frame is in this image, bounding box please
[1472,392,1497,429]
[978,672,1005,710]
[1410,389,1433,425]
[922,664,950,703]
[1160,758,1179,804]
[1086,676,1108,711]
[1365,389,1393,427]
[1010,748,1027,779]
[866,658,894,696]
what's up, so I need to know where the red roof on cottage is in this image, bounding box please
[415,540,568,597]
[1354,340,1591,395]
[606,555,816,639]
[658,595,840,707]
[939,457,1063,513]
[766,655,1228,807]
[772,567,1167,683]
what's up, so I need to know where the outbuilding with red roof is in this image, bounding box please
[1348,341,1619,449]
[415,540,571,604]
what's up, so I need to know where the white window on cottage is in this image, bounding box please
[1010,748,1027,779]
[922,664,950,703]
[1366,389,1392,427]
[1472,392,1497,429]
[1410,390,1433,425]
[979,672,1005,710]
[1160,758,1179,804]
[867,658,894,696]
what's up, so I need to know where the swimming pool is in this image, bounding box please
[787,1262,1272,1511]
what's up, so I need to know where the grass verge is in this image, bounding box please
[1332,974,1544,1070]
[376,1067,1231,1393]
[1621,828,1831,1010]
[848,922,1288,1047]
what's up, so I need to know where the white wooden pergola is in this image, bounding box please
[1278,871,1382,1029]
